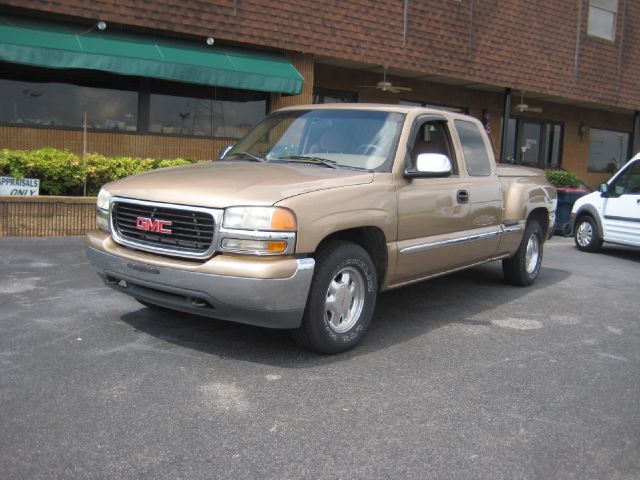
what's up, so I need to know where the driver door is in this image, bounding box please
[394,117,474,283]
[602,159,640,245]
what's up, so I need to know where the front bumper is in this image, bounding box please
[85,232,315,329]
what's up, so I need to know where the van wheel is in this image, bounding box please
[502,220,543,286]
[291,241,377,354]
[574,215,602,252]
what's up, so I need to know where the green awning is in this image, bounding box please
[0,17,303,95]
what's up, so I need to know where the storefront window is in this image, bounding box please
[399,99,468,114]
[501,117,563,167]
[149,87,267,138]
[588,128,629,173]
[313,88,357,104]
[0,78,138,131]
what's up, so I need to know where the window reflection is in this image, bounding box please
[588,128,629,173]
[0,78,138,130]
[149,93,266,138]
[454,120,491,176]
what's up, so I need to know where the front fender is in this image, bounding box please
[573,204,603,238]
[275,179,397,253]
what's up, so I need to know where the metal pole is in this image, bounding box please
[403,0,408,45]
[575,0,583,79]
[499,88,512,163]
[83,111,87,196]
[632,110,639,156]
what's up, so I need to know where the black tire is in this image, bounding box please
[574,215,602,252]
[290,241,377,354]
[502,220,543,287]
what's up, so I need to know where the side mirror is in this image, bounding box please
[599,183,609,197]
[219,144,233,160]
[405,153,452,178]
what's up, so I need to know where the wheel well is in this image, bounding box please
[574,209,601,236]
[315,227,387,287]
[528,207,550,239]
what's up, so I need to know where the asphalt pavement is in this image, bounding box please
[0,235,639,479]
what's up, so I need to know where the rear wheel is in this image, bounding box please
[502,220,543,286]
[574,215,602,252]
[291,241,377,354]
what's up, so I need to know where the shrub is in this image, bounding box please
[546,169,581,189]
[0,148,196,196]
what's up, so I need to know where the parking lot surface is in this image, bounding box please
[1,236,639,479]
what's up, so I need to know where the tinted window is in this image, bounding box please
[454,120,491,176]
[410,120,457,173]
[610,160,640,195]
[313,88,357,104]
[0,78,138,131]
[588,128,629,173]
[149,86,267,138]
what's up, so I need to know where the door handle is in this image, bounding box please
[457,190,469,204]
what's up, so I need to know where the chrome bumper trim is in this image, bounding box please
[400,229,503,255]
[85,246,314,329]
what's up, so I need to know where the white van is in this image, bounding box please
[571,153,640,251]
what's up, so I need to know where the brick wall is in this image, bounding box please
[0,126,228,161]
[3,0,639,110]
[0,196,96,236]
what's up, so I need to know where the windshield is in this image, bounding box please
[225,109,405,171]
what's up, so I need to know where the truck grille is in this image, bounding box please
[111,200,217,258]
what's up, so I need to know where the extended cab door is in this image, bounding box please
[451,118,503,255]
[602,159,640,245]
[393,116,501,284]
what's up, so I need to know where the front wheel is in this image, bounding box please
[502,220,543,286]
[574,215,602,252]
[290,241,377,354]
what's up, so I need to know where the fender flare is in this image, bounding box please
[574,204,603,238]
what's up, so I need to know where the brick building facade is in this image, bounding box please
[1,0,638,187]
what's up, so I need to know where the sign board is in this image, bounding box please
[0,176,40,196]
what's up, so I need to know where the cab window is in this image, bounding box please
[454,120,492,176]
[611,161,640,195]
[409,120,457,174]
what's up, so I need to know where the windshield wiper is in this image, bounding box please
[225,151,268,163]
[276,155,339,169]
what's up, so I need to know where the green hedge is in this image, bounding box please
[546,169,581,189]
[0,148,195,196]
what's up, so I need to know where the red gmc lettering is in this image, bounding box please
[135,217,172,234]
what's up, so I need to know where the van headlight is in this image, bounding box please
[220,206,296,255]
[96,188,111,231]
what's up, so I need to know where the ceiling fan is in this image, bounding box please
[359,66,412,94]
[512,92,542,113]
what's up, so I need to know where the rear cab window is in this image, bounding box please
[454,120,492,176]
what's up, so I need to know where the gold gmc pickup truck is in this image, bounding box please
[86,104,557,354]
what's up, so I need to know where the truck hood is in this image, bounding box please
[104,161,374,208]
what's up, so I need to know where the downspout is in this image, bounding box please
[500,88,512,163]
[468,0,474,61]
[575,0,583,79]
[403,0,409,45]
[616,0,627,94]
[632,111,639,156]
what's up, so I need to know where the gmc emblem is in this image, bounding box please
[135,217,172,234]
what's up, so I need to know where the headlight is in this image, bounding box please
[96,188,111,231]
[223,207,296,231]
[220,206,296,255]
[96,188,112,211]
